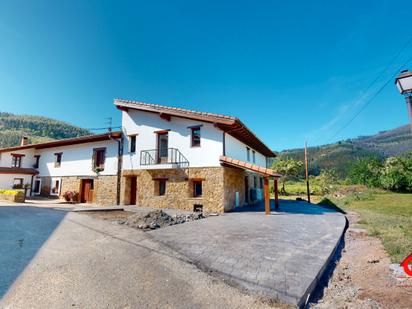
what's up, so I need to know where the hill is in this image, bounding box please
[278,125,412,178]
[0,112,92,148]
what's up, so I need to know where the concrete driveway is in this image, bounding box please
[0,205,279,309]
[0,201,345,308]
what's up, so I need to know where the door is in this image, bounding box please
[157,132,169,163]
[81,179,94,203]
[244,176,249,204]
[130,177,137,205]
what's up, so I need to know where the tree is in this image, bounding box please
[380,153,412,192]
[347,157,382,187]
[272,158,303,195]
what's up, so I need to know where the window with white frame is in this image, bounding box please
[33,178,41,195]
[252,150,256,163]
[50,177,61,196]
[246,147,250,161]
[13,178,23,189]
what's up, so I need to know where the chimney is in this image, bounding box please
[20,137,29,146]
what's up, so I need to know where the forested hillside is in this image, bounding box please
[278,125,412,177]
[0,112,91,148]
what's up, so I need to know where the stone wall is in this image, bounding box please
[222,168,264,211]
[122,167,225,213]
[222,166,245,211]
[38,175,118,205]
[93,175,117,205]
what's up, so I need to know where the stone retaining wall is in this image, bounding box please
[0,191,25,203]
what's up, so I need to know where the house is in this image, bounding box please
[0,132,122,204]
[116,99,280,213]
[0,99,280,212]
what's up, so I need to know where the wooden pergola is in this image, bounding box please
[220,156,281,215]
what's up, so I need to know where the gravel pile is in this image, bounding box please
[125,210,205,230]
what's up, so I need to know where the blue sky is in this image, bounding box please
[0,0,411,151]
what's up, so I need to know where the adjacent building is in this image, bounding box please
[0,99,280,212]
[0,132,122,205]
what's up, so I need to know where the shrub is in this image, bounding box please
[0,189,23,196]
[63,191,79,203]
[312,169,338,195]
[380,155,412,192]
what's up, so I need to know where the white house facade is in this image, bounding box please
[115,99,279,213]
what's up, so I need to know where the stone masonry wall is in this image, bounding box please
[223,166,245,212]
[122,167,225,213]
[93,175,117,205]
[38,175,117,205]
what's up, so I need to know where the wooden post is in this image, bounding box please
[274,178,279,210]
[264,177,270,215]
[304,142,311,203]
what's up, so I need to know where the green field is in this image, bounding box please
[323,190,412,263]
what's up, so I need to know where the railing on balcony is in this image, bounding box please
[140,148,189,168]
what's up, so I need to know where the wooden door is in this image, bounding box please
[130,177,137,205]
[81,179,94,203]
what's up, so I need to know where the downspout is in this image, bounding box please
[110,133,124,205]
[222,132,226,156]
[29,174,34,197]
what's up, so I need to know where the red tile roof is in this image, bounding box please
[115,99,276,157]
[219,156,281,178]
[0,131,122,153]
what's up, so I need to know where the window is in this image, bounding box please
[155,179,166,196]
[191,127,201,147]
[129,135,136,153]
[33,179,41,195]
[93,148,106,170]
[50,177,61,195]
[13,178,23,189]
[254,176,257,188]
[33,155,40,168]
[246,147,250,161]
[11,154,23,168]
[260,177,263,189]
[193,180,202,197]
[54,153,62,167]
[252,150,256,163]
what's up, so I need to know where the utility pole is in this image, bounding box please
[304,142,311,203]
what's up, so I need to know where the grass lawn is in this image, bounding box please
[327,190,412,263]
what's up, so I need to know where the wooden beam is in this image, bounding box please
[264,177,270,215]
[274,178,279,210]
[160,113,171,121]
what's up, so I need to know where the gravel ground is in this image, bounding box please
[309,211,412,309]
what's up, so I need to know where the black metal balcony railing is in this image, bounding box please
[140,148,189,168]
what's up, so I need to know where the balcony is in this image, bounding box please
[140,148,189,168]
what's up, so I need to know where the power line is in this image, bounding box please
[312,36,412,145]
[326,54,412,143]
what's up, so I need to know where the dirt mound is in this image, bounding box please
[126,210,204,230]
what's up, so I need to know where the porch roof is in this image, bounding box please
[0,167,39,175]
[219,156,281,178]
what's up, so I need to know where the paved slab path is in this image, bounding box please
[149,200,346,307]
